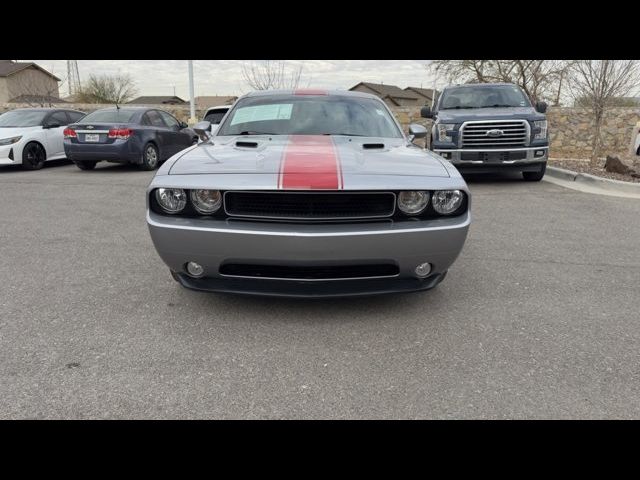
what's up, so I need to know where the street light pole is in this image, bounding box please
[188,60,196,125]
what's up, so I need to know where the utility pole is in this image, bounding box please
[67,60,81,97]
[188,60,196,125]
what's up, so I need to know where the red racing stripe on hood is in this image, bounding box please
[278,135,342,190]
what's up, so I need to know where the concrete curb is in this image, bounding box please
[546,166,640,195]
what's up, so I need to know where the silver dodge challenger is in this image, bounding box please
[146,89,471,297]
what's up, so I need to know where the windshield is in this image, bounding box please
[439,85,531,110]
[0,110,47,127]
[80,109,138,123]
[204,109,228,125]
[217,95,402,137]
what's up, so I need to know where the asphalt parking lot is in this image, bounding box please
[1,160,639,419]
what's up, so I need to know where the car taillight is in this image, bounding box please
[63,128,77,138]
[108,128,133,139]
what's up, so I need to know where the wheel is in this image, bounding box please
[74,160,97,170]
[523,163,546,181]
[192,137,198,145]
[140,143,160,170]
[21,142,46,170]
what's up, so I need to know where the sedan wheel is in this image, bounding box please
[140,143,159,170]
[22,142,46,170]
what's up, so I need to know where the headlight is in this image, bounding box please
[432,190,464,215]
[0,136,22,146]
[190,189,222,214]
[397,191,429,215]
[436,123,455,142]
[533,120,548,140]
[155,188,187,214]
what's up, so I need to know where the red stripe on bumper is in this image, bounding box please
[278,135,341,190]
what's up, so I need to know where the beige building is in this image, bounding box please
[349,82,421,107]
[0,60,61,103]
[195,96,238,110]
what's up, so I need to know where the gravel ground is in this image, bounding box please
[549,158,640,183]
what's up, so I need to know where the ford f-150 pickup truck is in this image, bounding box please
[421,82,549,181]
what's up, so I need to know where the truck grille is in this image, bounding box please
[460,120,529,149]
[224,191,396,221]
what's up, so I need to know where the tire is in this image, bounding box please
[192,137,198,145]
[74,161,97,170]
[21,142,46,170]
[523,163,547,182]
[140,143,160,170]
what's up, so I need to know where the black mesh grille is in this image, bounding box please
[224,191,395,220]
[460,151,527,162]
[219,263,400,280]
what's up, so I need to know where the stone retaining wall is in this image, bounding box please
[3,102,639,158]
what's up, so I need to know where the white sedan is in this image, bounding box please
[635,126,640,156]
[0,108,86,170]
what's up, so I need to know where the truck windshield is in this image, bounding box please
[439,85,531,110]
[217,95,403,138]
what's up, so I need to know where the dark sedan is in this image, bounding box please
[63,107,197,170]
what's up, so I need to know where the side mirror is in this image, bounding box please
[408,124,428,142]
[535,101,548,113]
[179,121,188,129]
[210,124,219,134]
[420,106,433,119]
[193,121,212,142]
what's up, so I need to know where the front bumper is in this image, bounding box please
[434,146,548,173]
[0,144,18,165]
[147,211,470,297]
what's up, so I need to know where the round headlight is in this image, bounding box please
[397,191,429,215]
[432,190,464,215]
[190,189,222,214]
[155,188,187,214]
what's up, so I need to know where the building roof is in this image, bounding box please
[404,86,437,101]
[0,60,61,81]
[9,94,67,104]
[127,95,187,105]
[349,82,418,100]
[195,96,237,108]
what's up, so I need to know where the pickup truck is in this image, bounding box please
[421,82,549,181]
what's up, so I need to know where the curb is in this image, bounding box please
[546,166,640,195]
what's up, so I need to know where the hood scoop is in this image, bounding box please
[362,143,385,150]
[235,141,258,148]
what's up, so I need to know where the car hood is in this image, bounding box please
[436,107,545,123]
[169,135,449,178]
[0,126,40,138]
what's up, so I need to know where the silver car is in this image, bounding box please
[146,89,471,297]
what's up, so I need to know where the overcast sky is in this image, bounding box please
[25,60,437,99]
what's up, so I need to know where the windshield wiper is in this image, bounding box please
[238,131,276,135]
[322,132,368,136]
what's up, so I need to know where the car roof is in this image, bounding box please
[240,89,381,101]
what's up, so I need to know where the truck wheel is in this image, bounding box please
[523,163,546,182]
[74,161,97,170]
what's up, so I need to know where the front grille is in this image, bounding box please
[224,191,396,220]
[461,120,529,149]
[219,263,400,280]
[460,150,527,162]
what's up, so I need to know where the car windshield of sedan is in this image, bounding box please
[0,110,47,127]
[80,109,138,123]
[439,85,531,110]
[217,96,403,137]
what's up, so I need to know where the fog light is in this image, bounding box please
[534,149,546,157]
[186,261,204,277]
[415,262,432,278]
[440,152,451,159]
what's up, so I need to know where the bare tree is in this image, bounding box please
[568,60,640,165]
[241,60,303,90]
[76,73,138,104]
[429,60,573,105]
